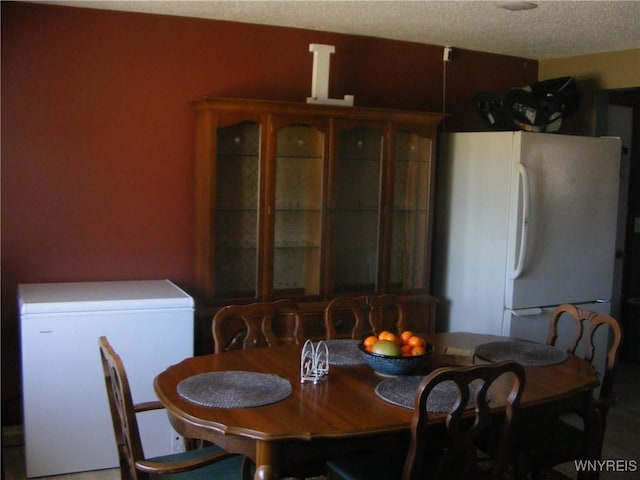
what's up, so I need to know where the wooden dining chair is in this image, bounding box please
[324,296,369,339]
[211,299,302,353]
[98,336,248,480]
[326,360,526,480]
[367,294,408,336]
[211,300,308,479]
[512,304,623,479]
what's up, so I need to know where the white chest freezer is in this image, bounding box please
[19,279,194,478]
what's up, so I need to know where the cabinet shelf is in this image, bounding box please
[396,157,429,163]
[277,155,324,160]
[217,208,258,212]
[392,208,429,212]
[216,242,320,250]
[339,156,381,162]
[274,208,322,212]
[330,207,379,212]
[218,153,260,158]
[274,242,320,249]
[216,244,257,250]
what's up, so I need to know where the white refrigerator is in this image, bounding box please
[433,132,621,352]
[19,279,194,478]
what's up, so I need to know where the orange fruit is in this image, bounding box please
[400,344,413,356]
[411,345,426,356]
[408,335,425,347]
[378,330,392,340]
[400,330,414,344]
[378,331,397,343]
[363,336,378,348]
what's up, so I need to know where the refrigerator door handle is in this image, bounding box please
[510,163,530,279]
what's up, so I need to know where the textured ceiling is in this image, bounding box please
[34,1,640,59]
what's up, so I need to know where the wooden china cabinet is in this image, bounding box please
[192,97,442,354]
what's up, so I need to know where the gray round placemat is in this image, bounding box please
[375,376,477,412]
[177,371,292,408]
[316,339,365,366]
[474,341,568,367]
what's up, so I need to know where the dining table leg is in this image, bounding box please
[254,440,280,480]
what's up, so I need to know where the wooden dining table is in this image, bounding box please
[154,332,601,480]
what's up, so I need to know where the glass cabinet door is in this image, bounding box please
[332,123,385,293]
[272,122,326,297]
[214,121,261,298]
[193,98,441,309]
[390,127,433,291]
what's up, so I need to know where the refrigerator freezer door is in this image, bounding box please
[505,133,621,309]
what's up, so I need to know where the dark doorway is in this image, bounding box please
[597,87,640,361]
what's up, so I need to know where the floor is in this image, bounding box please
[3,361,638,480]
[553,359,640,479]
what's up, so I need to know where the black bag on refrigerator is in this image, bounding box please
[475,77,581,132]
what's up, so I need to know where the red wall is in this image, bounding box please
[1,2,537,424]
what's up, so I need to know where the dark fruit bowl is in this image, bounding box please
[358,341,433,376]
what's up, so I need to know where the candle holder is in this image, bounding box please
[300,339,329,384]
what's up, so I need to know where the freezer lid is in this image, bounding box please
[18,280,194,315]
